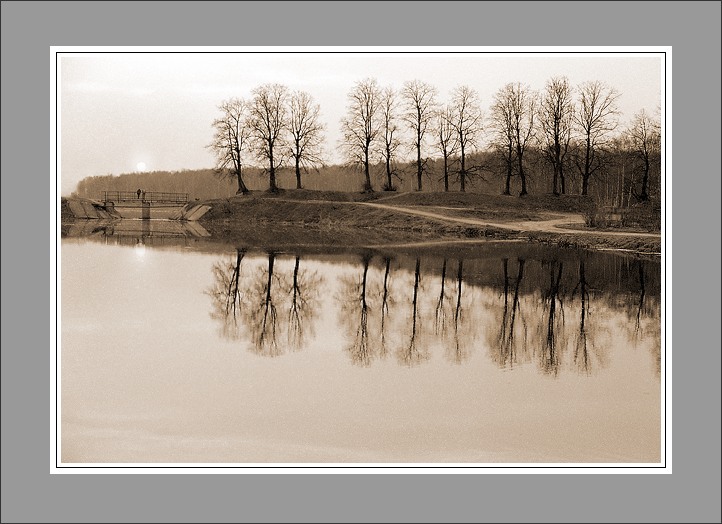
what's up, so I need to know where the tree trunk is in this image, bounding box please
[385,150,393,190]
[268,146,278,192]
[460,145,466,193]
[552,141,560,195]
[503,146,512,195]
[443,154,449,192]
[363,147,372,192]
[295,156,302,189]
[581,138,591,196]
[236,171,248,194]
[640,156,650,201]
[416,142,422,191]
[517,146,527,196]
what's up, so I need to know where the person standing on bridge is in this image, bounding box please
[137,188,142,199]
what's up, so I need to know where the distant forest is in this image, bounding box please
[74,146,660,207]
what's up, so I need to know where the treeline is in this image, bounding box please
[74,146,658,208]
[75,76,661,207]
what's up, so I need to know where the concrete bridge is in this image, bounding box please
[102,191,189,219]
[63,191,210,221]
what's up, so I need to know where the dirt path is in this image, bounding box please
[358,202,661,239]
[272,197,660,239]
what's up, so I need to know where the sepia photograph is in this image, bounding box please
[56,49,666,469]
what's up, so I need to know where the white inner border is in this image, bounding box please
[51,45,671,474]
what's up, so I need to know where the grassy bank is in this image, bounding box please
[199,196,515,248]
[60,191,660,255]
[198,190,661,255]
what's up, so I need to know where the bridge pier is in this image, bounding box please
[142,201,151,220]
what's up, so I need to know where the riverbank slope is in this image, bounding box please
[196,190,662,255]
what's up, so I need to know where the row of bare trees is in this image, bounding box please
[340,79,483,193]
[208,84,326,195]
[209,78,660,200]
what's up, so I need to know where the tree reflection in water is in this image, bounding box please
[446,259,473,364]
[631,260,660,376]
[397,258,429,366]
[378,257,394,358]
[539,260,565,376]
[492,258,527,368]
[207,248,247,341]
[207,248,660,376]
[208,251,322,357]
[245,252,282,356]
[286,255,322,351]
[337,254,374,366]
[434,258,449,337]
[571,259,606,374]
[433,257,472,363]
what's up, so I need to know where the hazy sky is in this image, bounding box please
[58,50,663,195]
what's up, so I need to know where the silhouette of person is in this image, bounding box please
[137,188,142,199]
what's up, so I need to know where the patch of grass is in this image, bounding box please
[384,191,595,214]
[581,200,661,233]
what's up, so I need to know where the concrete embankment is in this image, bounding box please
[61,198,211,221]
[62,198,121,220]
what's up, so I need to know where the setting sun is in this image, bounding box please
[136,161,147,172]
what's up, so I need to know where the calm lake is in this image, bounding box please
[60,220,662,464]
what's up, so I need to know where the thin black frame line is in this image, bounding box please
[54,49,668,470]
[55,51,664,55]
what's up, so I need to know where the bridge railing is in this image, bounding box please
[103,191,189,204]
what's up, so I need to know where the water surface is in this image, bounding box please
[61,223,662,464]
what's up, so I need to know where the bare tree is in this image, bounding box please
[434,106,458,192]
[490,84,516,195]
[207,98,252,195]
[379,86,402,191]
[449,85,483,192]
[340,78,381,192]
[401,80,438,191]
[250,83,290,193]
[539,77,574,195]
[627,109,660,202]
[510,83,537,196]
[288,90,325,190]
[574,81,620,196]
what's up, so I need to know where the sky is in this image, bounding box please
[58,50,663,195]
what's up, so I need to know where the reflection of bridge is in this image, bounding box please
[102,191,190,219]
[62,218,210,246]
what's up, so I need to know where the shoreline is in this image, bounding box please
[61,191,662,256]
